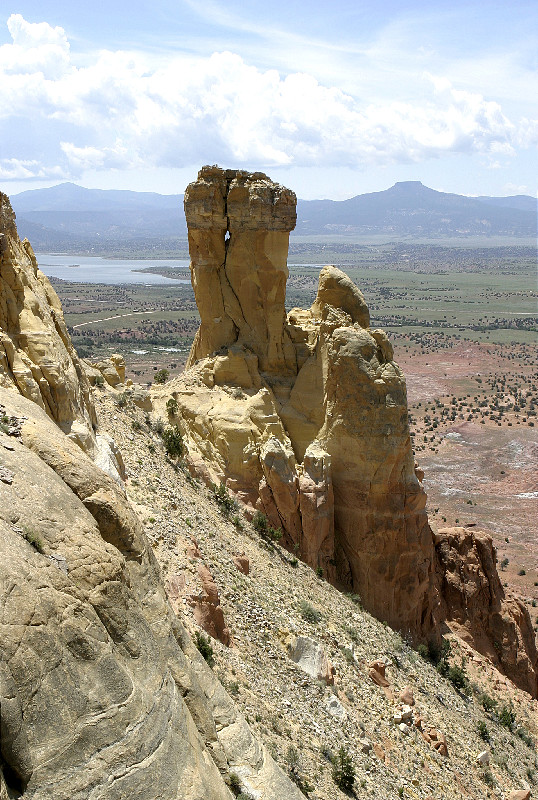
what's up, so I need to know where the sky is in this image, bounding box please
[0,0,536,200]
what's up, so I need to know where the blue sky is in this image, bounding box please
[0,0,536,199]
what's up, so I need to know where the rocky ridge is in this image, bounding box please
[0,194,303,800]
[1,179,536,800]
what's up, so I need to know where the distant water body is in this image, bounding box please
[35,254,190,285]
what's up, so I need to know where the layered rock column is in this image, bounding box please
[184,166,297,373]
[156,166,439,639]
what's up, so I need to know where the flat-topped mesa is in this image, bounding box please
[185,166,297,373]
[0,192,96,447]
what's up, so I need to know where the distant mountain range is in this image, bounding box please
[8,180,537,250]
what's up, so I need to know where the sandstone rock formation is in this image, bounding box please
[0,201,303,800]
[434,526,538,698]
[0,192,96,448]
[0,388,303,800]
[155,166,437,639]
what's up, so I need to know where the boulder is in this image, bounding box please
[233,554,250,575]
[188,564,232,646]
[288,636,335,685]
[399,687,415,706]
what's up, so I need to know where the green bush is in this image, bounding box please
[162,426,184,458]
[447,662,469,693]
[516,726,534,748]
[211,483,238,515]
[299,600,322,624]
[94,374,105,387]
[497,705,516,730]
[252,511,282,541]
[153,368,170,384]
[477,721,490,742]
[116,391,129,408]
[331,747,355,793]
[479,692,497,712]
[166,397,179,416]
[194,631,215,667]
[482,769,495,788]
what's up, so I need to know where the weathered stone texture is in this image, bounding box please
[0,388,303,799]
[0,192,96,445]
[155,166,438,639]
[435,526,538,697]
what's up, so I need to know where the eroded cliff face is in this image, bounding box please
[0,198,303,800]
[0,193,96,449]
[155,166,438,639]
[435,527,538,698]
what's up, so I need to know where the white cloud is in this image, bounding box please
[0,158,66,180]
[0,14,535,183]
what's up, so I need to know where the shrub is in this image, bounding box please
[94,374,105,387]
[482,769,495,788]
[153,419,165,435]
[229,773,242,796]
[479,692,497,712]
[211,483,238,515]
[194,631,215,667]
[447,662,469,693]
[299,600,322,624]
[497,705,516,730]
[153,368,169,384]
[331,747,355,792]
[315,566,323,579]
[477,721,490,742]
[116,391,129,408]
[516,726,534,748]
[252,511,282,541]
[252,511,269,534]
[166,397,179,417]
[162,426,184,458]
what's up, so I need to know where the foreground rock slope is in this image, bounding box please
[95,383,538,800]
[0,193,302,800]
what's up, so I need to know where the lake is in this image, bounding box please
[35,254,190,285]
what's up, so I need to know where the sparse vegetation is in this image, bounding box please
[331,747,355,793]
[194,631,215,667]
[211,483,238,516]
[161,425,184,458]
[497,705,516,730]
[22,527,45,553]
[477,721,490,742]
[153,368,170,384]
[166,397,179,416]
[252,511,282,541]
[478,692,497,713]
[299,600,322,624]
